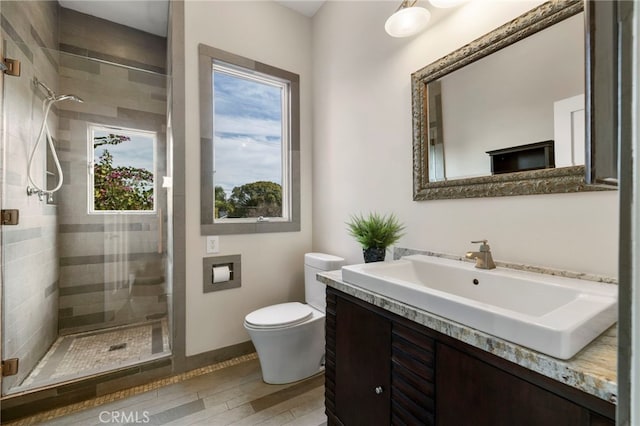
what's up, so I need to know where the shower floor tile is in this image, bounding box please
[15,319,170,392]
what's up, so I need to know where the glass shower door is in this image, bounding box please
[0,34,171,395]
[0,35,62,395]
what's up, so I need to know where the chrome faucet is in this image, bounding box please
[465,240,496,270]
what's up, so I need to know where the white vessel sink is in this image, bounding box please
[341,254,617,359]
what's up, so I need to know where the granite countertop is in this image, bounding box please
[318,269,617,404]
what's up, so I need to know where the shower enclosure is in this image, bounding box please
[0,1,172,396]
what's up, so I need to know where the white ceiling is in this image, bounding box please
[58,1,326,38]
[58,0,170,37]
[274,1,326,17]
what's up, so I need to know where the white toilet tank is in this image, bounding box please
[304,253,345,313]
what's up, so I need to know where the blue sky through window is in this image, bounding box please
[213,69,283,197]
[93,129,154,172]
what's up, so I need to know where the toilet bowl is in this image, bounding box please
[244,253,345,384]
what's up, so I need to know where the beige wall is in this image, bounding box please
[183,1,313,356]
[311,1,618,278]
[181,0,618,356]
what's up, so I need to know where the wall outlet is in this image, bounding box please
[206,236,220,254]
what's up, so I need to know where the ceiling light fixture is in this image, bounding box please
[385,0,431,38]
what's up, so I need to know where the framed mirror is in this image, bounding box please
[412,0,612,200]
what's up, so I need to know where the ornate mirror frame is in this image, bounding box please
[412,0,609,200]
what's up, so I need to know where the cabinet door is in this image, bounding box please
[436,343,588,426]
[335,297,391,426]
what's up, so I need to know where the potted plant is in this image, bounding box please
[346,212,405,263]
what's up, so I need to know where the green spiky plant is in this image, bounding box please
[346,212,405,250]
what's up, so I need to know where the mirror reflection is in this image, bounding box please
[411,0,611,200]
[426,12,584,182]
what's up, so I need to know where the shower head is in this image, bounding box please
[34,78,84,103]
[53,94,84,103]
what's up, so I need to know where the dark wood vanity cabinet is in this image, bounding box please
[437,343,588,426]
[327,292,435,425]
[325,288,615,426]
[333,293,391,425]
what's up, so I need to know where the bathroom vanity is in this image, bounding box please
[321,272,616,425]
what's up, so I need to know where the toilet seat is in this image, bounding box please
[245,302,314,330]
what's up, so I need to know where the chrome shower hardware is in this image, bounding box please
[33,77,55,98]
[27,78,84,200]
[26,187,47,201]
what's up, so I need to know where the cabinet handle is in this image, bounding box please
[375,386,383,395]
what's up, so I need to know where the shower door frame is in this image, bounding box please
[0,31,5,393]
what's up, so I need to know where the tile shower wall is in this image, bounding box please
[55,8,168,334]
[1,0,60,391]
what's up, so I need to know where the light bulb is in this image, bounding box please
[385,6,431,38]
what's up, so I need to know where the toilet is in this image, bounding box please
[244,253,345,384]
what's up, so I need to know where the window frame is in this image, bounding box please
[199,44,301,235]
[211,61,290,223]
[88,123,158,215]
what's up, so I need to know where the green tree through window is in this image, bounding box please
[91,129,155,212]
[215,181,282,219]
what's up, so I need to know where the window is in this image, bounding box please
[89,124,156,214]
[199,44,300,235]
[212,62,289,220]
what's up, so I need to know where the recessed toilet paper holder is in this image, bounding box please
[203,254,241,293]
[213,263,234,282]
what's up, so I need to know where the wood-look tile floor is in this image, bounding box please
[13,356,327,426]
